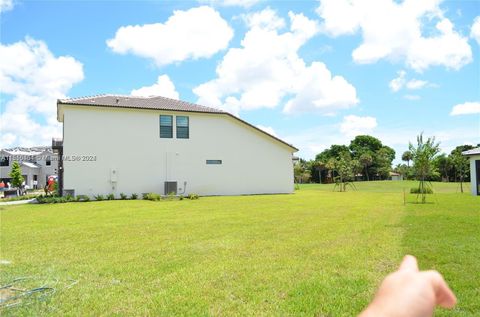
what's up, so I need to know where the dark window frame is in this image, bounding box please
[160,115,173,138]
[0,156,9,167]
[176,116,189,139]
[206,160,222,165]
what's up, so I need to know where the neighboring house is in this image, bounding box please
[389,172,403,181]
[0,147,59,188]
[54,95,298,197]
[462,147,480,196]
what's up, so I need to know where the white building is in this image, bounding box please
[0,147,58,189]
[462,147,480,196]
[55,95,297,197]
[389,172,403,181]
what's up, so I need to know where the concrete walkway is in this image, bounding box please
[0,198,37,206]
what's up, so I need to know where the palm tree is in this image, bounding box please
[409,133,440,203]
[402,151,412,167]
[359,153,373,181]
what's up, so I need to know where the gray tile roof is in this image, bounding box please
[58,94,224,114]
[58,94,298,151]
[462,147,480,156]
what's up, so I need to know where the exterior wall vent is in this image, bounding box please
[63,189,75,197]
[164,181,177,195]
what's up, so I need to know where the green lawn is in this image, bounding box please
[1,181,478,316]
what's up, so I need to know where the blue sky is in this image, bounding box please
[1,0,479,163]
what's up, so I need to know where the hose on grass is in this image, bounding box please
[0,276,77,309]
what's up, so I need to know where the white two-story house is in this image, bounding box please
[55,95,297,197]
[0,147,58,189]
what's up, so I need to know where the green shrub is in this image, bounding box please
[188,193,199,200]
[179,195,184,200]
[64,194,74,202]
[143,193,161,201]
[107,193,115,200]
[130,193,138,200]
[76,195,90,202]
[410,187,433,194]
[94,194,105,201]
[164,192,177,201]
[36,195,47,203]
[36,195,70,204]
[120,193,128,200]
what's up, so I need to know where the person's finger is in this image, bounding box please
[422,270,457,308]
[398,255,419,272]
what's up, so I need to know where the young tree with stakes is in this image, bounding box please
[409,134,440,203]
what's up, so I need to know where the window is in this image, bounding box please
[0,156,9,167]
[176,116,189,139]
[46,157,51,166]
[160,115,173,138]
[206,160,222,165]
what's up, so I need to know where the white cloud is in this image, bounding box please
[450,102,480,115]
[404,95,421,101]
[131,75,179,100]
[256,125,278,137]
[317,0,472,72]
[107,6,233,66]
[340,115,377,138]
[283,62,358,114]
[389,70,433,92]
[198,0,260,8]
[389,70,406,92]
[0,37,84,148]
[405,79,428,90]
[242,7,285,30]
[0,0,13,13]
[194,8,358,116]
[471,16,480,45]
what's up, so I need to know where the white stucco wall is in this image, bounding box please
[61,105,295,197]
[468,155,480,196]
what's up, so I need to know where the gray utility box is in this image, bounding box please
[164,181,177,195]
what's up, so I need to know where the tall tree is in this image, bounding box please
[402,151,413,167]
[434,154,452,182]
[315,145,350,183]
[316,145,350,162]
[359,153,373,181]
[409,133,441,203]
[375,148,394,179]
[349,136,395,180]
[294,159,312,184]
[349,135,382,158]
[450,151,470,193]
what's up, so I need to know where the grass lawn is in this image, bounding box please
[1,181,478,316]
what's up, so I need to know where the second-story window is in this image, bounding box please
[46,157,51,166]
[0,156,9,167]
[176,116,189,139]
[160,115,173,138]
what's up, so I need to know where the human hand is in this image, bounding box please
[359,255,457,317]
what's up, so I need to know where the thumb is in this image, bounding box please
[422,270,457,308]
